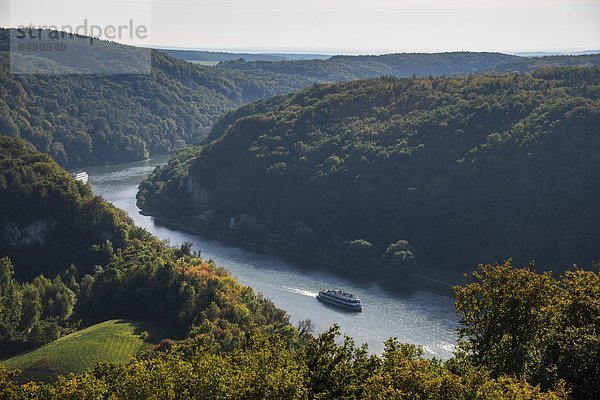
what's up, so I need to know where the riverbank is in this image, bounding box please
[140,210,462,297]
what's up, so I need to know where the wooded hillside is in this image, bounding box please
[138,67,600,271]
[0,29,315,167]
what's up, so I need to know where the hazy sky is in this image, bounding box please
[3,0,600,53]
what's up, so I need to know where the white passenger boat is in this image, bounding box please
[71,171,89,184]
[316,289,363,312]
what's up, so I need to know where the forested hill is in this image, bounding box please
[0,29,315,167]
[2,30,599,169]
[0,136,292,358]
[138,67,600,272]
[218,52,517,80]
[217,51,600,82]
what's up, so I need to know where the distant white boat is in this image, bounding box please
[71,171,89,184]
[317,289,363,312]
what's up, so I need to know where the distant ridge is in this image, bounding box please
[160,48,331,63]
[513,50,600,57]
[217,51,600,81]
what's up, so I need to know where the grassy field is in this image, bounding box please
[1,319,173,382]
[187,60,220,66]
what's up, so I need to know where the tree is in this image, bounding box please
[300,325,379,399]
[455,260,600,399]
[297,319,315,338]
[341,239,375,269]
[455,260,559,378]
[382,240,417,274]
[547,269,600,399]
[19,283,41,331]
[0,257,22,344]
[282,221,307,242]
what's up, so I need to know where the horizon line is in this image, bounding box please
[1,25,599,56]
[149,44,600,57]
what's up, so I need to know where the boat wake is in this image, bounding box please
[283,287,318,298]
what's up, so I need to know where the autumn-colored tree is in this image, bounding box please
[455,260,600,399]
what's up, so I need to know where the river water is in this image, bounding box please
[86,156,458,358]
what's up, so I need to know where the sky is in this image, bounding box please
[2,0,600,54]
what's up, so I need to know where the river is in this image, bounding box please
[86,156,459,358]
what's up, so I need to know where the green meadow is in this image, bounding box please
[2,320,172,382]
